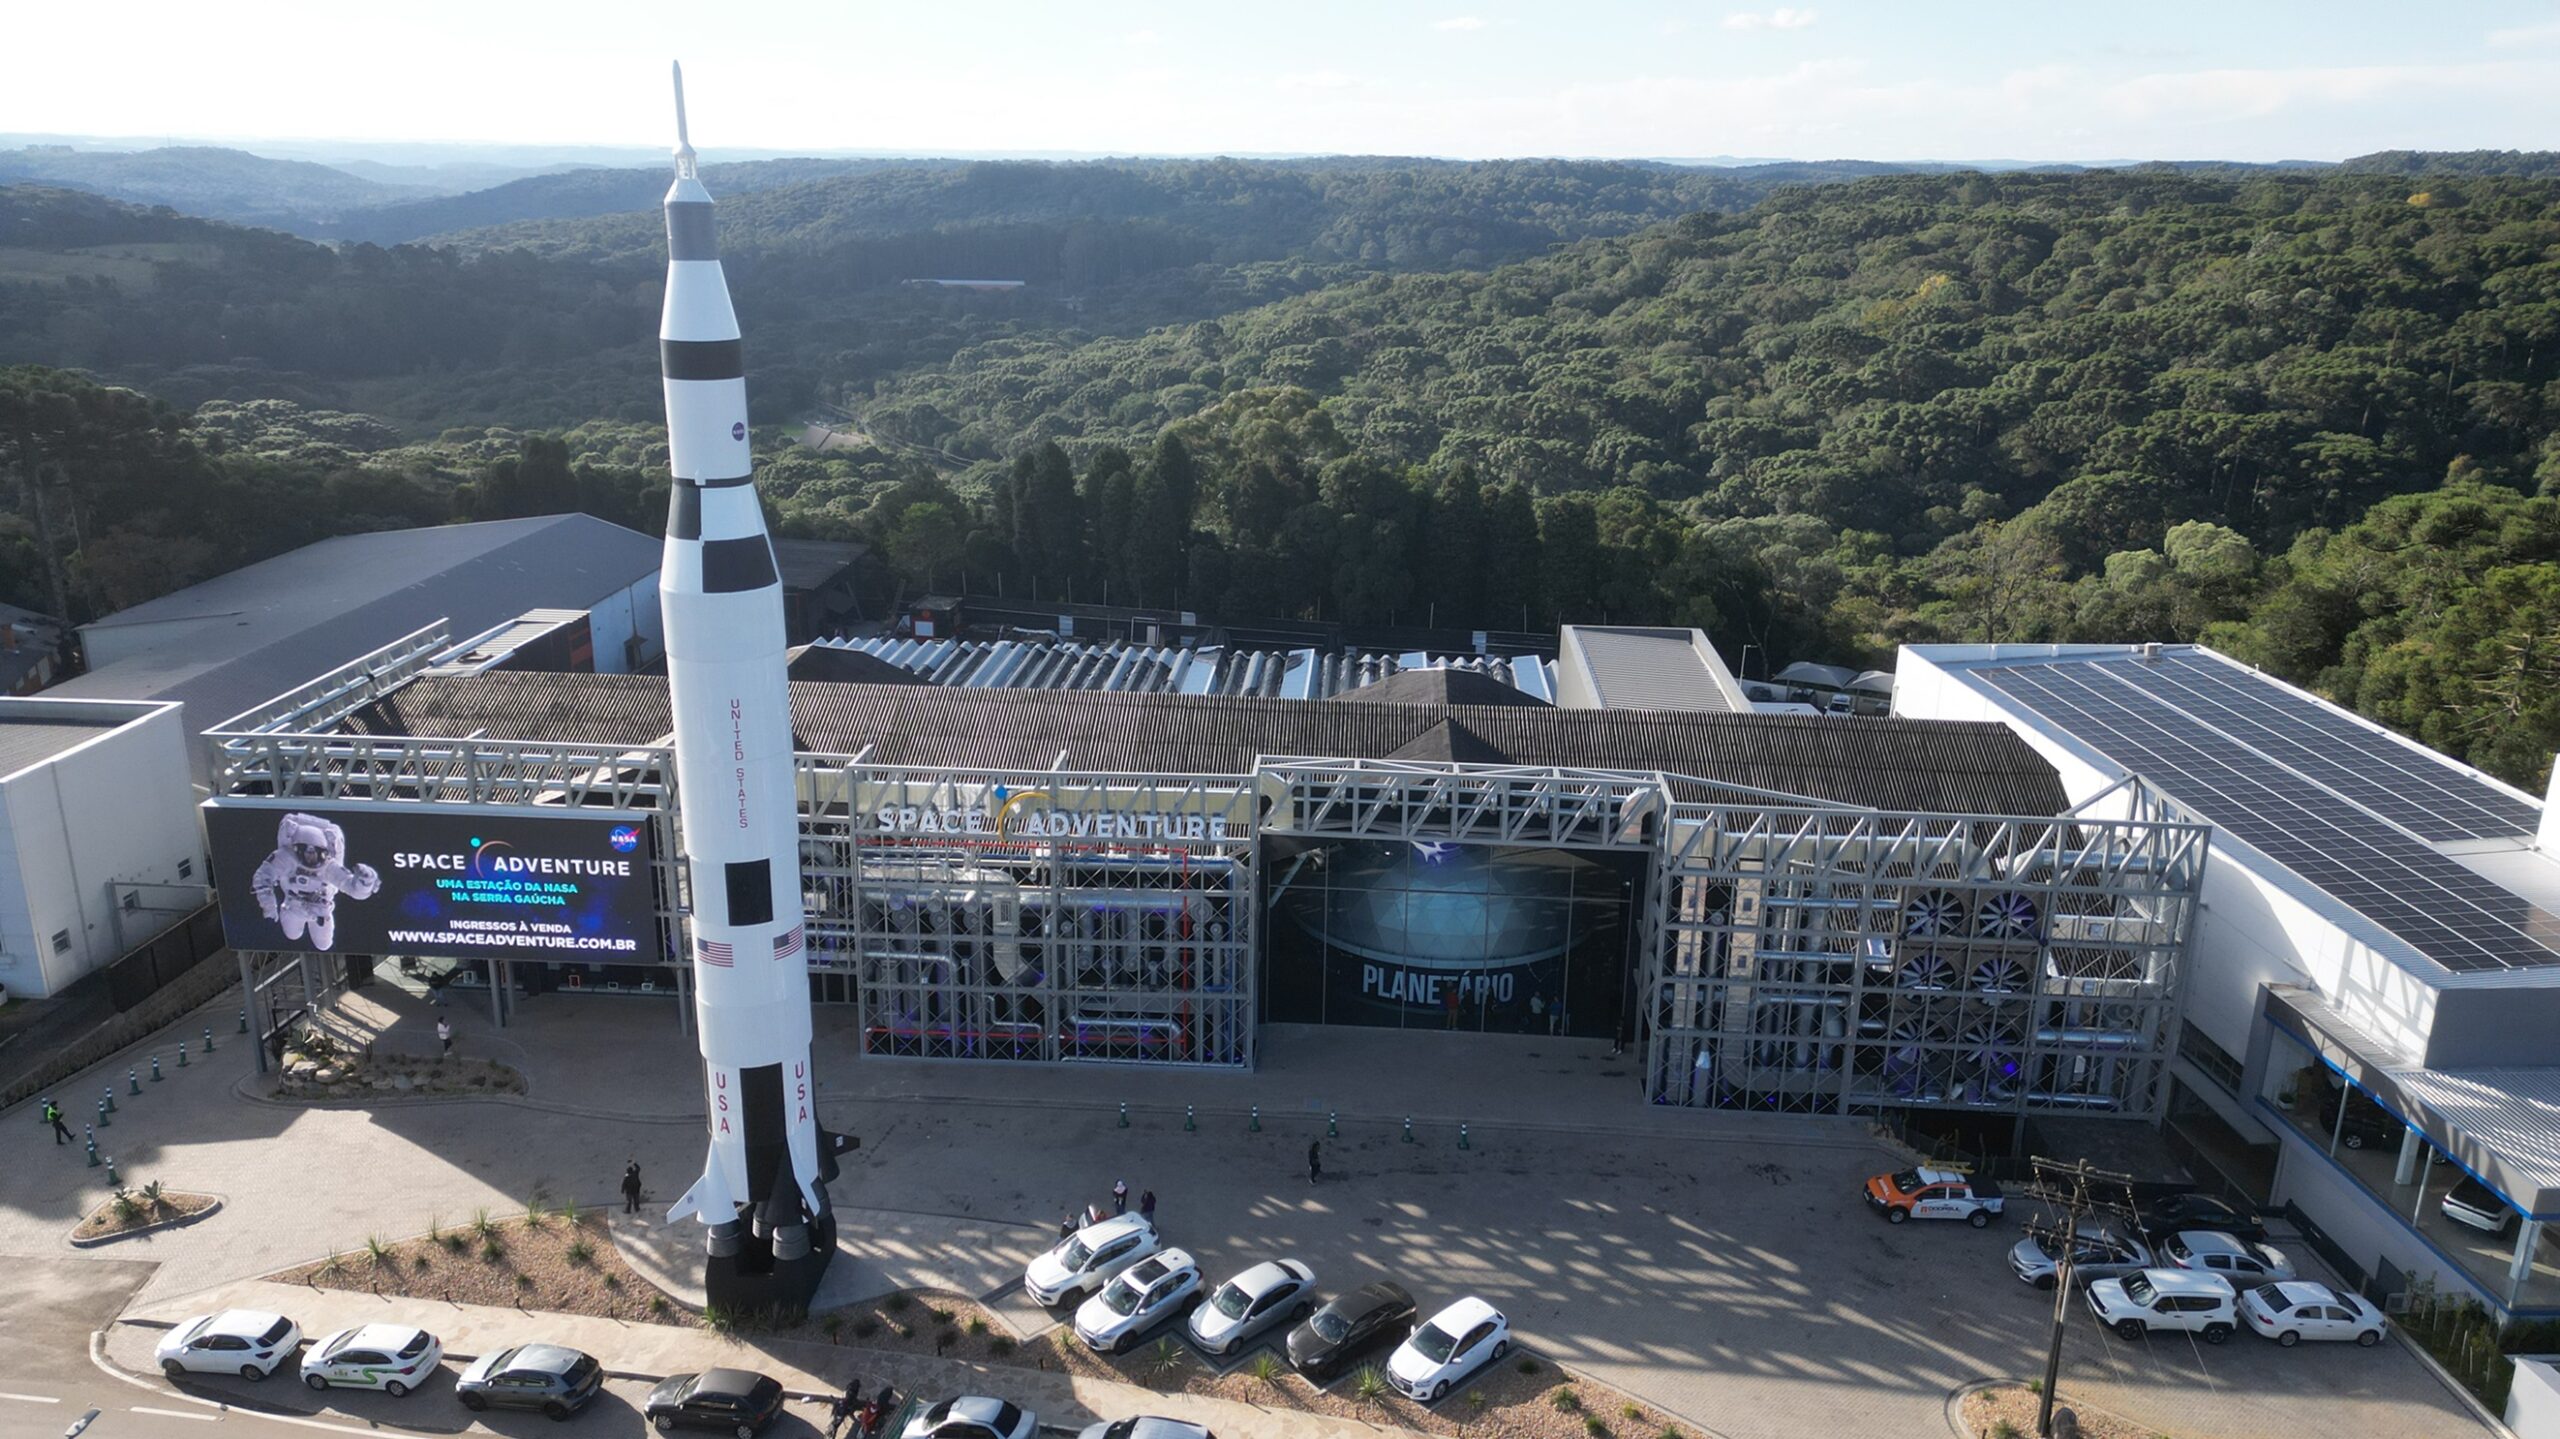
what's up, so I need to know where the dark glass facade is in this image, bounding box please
[1262,838,1647,1040]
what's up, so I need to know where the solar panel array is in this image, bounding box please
[1974,649,2558,974]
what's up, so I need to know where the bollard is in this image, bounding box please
[96,1098,110,1129]
[202,1026,214,1053]
[84,1128,99,1167]
[102,1086,115,1115]
[1328,1109,1339,1139]
[1402,1115,1415,1143]
[176,1042,188,1069]
[128,1068,141,1096]
[1249,1105,1261,1132]
[105,1156,119,1186]
[150,1056,163,1082]
[1459,1122,1471,1150]
[238,1008,248,1034]
[1118,1102,1129,1129]
[1184,1104,1197,1132]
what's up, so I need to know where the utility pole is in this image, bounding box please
[2020,1156,2139,1438]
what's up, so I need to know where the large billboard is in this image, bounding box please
[205,801,660,964]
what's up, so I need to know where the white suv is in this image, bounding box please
[2085,1267,2237,1343]
[1025,1214,1160,1307]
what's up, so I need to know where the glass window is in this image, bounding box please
[2178,1025,2245,1094]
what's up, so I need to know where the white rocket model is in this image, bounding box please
[655,63,841,1309]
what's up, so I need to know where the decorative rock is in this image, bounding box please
[312,1066,342,1085]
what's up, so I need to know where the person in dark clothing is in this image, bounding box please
[1307,1140,1322,1184]
[45,1098,71,1144]
[1111,1178,1128,1214]
[1059,1212,1077,1239]
[862,1384,899,1439]
[621,1162,643,1214]
[436,1017,453,1057]
[1139,1189,1156,1222]
[827,1380,863,1439]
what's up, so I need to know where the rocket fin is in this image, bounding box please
[787,1116,829,1215]
[665,1137,736,1225]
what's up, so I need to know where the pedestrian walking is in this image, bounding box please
[426,971,449,1007]
[1139,1189,1156,1223]
[435,1017,453,1057]
[44,1097,71,1144]
[827,1379,863,1439]
[1307,1139,1322,1185]
[621,1161,644,1214]
[1111,1178,1128,1215]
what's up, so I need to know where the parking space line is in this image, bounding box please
[0,1392,62,1403]
[133,1407,220,1422]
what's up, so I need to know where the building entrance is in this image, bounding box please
[1261,837,1647,1041]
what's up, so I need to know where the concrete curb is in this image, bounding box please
[1941,1377,2150,1439]
[2393,1332,2523,1439]
[68,1194,224,1249]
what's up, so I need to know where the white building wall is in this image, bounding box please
[589,571,664,675]
[0,782,38,997]
[2509,1356,2560,1439]
[0,705,204,997]
[2271,1127,2483,1303]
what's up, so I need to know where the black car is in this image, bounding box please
[454,1343,603,1420]
[2314,1085,2404,1151]
[645,1368,786,1438]
[1286,1281,1416,1380]
[2136,1193,2268,1246]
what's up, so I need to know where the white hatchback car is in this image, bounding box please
[1076,1248,1204,1352]
[1026,1214,1160,1307]
[2240,1282,2387,1347]
[2085,1268,2237,1343]
[2162,1230,2295,1284]
[156,1310,303,1381]
[302,1324,442,1396]
[1387,1297,1509,1402]
[1189,1258,1317,1355]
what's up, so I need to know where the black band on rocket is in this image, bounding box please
[666,202,719,261]
[701,535,780,593]
[663,339,745,380]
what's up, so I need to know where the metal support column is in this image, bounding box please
[240,949,266,1075]
[2509,1218,2544,1308]
[2394,1126,2425,1186]
[488,961,506,1029]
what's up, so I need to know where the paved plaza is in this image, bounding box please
[0,981,2502,1439]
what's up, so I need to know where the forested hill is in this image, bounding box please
[0,145,411,227]
[309,156,908,246]
[419,157,1935,265]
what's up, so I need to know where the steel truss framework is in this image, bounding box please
[203,638,2209,1105]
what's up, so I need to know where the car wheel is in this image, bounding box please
[162,1360,187,1379]
[1493,1339,1509,1361]
[2343,1134,2366,1150]
[2277,1330,2300,1347]
[653,1415,676,1434]
[304,1373,330,1392]
[2358,1330,2381,1347]
[2202,1324,2232,1345]
[2114,1319,2145,1341]
[242,1364,268,1381]
[543,1400,570,1420]
[386,1380,409,1398]
[1428,1382,1447,1402]
[2033,1274,2057,1292]
[1293,1300,1314,1322]
[1968,1211,1990,1229]
[461,1392,489,1412]
[1886,1207,1910,1225]
[736,1425,756,1439]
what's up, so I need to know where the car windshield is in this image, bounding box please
[2163,1237,2191,1261]
[1889,1170,1922,1191]
[318,1333,353,1359]
[1312,1311,1350,1342]
[1214,1282,1252,1319]
[990,1402,1024,1434]
[1060,1239,1093,1269]
[2123,1276,2156,1303]
[2250,1284,2287,1308]
[258,1318,293,1346]
[1409,1322,1459,1362]
[1099,1279,1143,1315]
[398,1333,431,1358]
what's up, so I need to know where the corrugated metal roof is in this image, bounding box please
[1559,627,1750,713]
[338,671,2069,816]
[0,716,117,778]
[803,637,1553,701]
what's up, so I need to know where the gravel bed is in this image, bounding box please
[272,1207,687,1324]
[72,1189,219,1241]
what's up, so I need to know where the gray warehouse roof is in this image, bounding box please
[1557,626,1751,713]
[338,671,2071,816]
[51,515,661,780]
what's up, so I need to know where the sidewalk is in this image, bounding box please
[111,1279,1423,1439]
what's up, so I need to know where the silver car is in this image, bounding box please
[1187,1259,1316,1355]
[2008,1224,2152,1290]
[1077,1420,1214,1439]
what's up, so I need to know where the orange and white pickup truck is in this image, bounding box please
[1864,1166,2005,1227]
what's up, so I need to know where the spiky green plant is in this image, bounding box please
[470,1207,499,1241]
[564,1237,595,1267]
[1550,1388,1582,1413]
[364,1234,394,1267]
[1352,1366,1389,1404]
[1247,1352,1284,1386]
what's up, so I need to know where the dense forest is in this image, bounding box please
[6,155,2560,786]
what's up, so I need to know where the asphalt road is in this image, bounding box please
[0,1256,839,1439]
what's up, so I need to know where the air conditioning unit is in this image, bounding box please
[2382,1290,2414,1315]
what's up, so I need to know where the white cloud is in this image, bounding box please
[1123,28,1162,46]
[1724,7,1817,31]
[1435,16,1489,31]
[2489,19,2560,48]
[1277,70,1359,91]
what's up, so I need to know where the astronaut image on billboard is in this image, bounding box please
[249,812,382,951]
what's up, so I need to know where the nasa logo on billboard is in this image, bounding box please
[610,825,642,853]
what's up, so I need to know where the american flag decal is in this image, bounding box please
[698,938,734,967]
[773,926,803,959]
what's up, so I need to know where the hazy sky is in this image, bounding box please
[12,0,2560,162]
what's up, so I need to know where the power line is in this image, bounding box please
[2017,1155,2139,1438]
